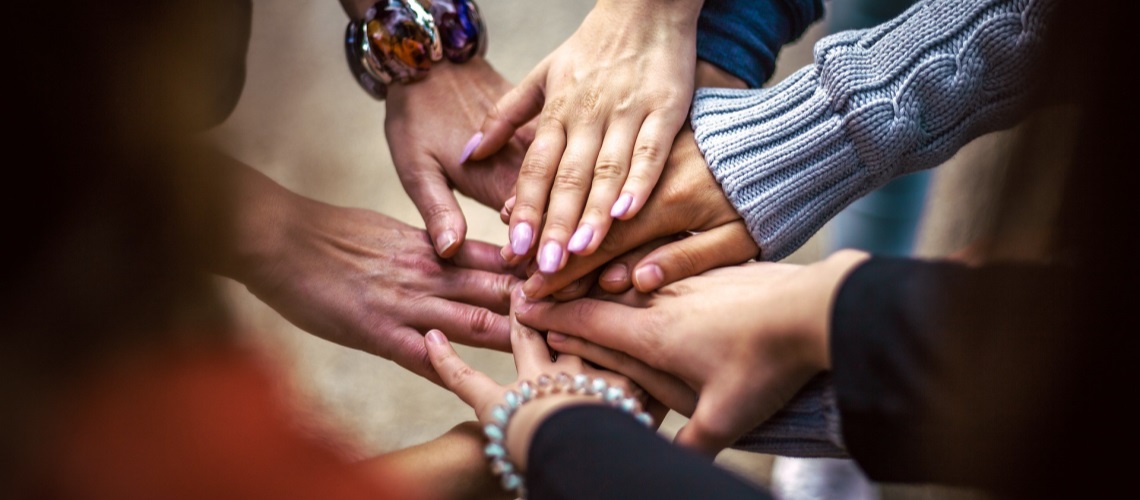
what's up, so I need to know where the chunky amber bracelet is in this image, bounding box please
[344,0,487,100]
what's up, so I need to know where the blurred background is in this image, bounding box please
[212,0,1014,492]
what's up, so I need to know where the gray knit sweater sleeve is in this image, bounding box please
[690,0,1052,261]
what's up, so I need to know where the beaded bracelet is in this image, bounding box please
[344,0,487,100]
[482,373,654,498]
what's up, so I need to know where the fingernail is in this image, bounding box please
[567,225,594,253]
[558,280,581,294]
[426,330,446,345]
[504,195,516,211]
[522,274,545,298]
[514,286,538,313]
[436,230,458,255]
[633,264,664,290]
[538,241,563,274]
[611,193,634,218]
[459,132,483,164]
[601,263,628,283]
[510,222,533,255]
[547,331,567,343]
[500,245,512,263]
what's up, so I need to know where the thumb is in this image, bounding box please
[632,222,758,292]
[397,163,468,258]
[673,380,767,457]
[468,62,548,162]
[424,330,501,414]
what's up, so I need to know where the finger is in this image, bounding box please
[469,62,549,162]
[412,300,511,352]
[499,195,516,224]
[631,223,759,292]
[570,120,639,255]
[597,236,677,294]
[510,288,555,377]
[550,269,600,301]
[451,239,526,278]
[614,110,688,221]
[675,379,771,457]
[396,163,467,258]
[515,297,651,359]
[377,326,443,386]
[424,330,501,409]
[439,268,518,315]
[508,117,566,258]
[535,129,603,274]
[521,209,679,299]
[547,331,696,416]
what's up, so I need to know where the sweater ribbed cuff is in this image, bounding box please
[731,374,847,458]
[691,74,883,261]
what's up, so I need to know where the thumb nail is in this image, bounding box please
[436,230,459,255]
[547,331,567,343]
[426,330,447,345]
[633,264,664,291]
[459,132,484,164]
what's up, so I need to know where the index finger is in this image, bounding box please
[515,296,650,358]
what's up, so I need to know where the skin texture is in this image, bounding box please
[385,57,535,257]
[218,161,523,383]
[516,250,871,456]
[423,288,664,467]
[506,127,759,299]
[469,0,705,276]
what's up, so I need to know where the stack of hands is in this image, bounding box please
[221,0,865,457]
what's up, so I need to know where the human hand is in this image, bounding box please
[221,166,522,383]
[385,57,535,257]
[506,127,759,299]
[467,0,702,274]
[516,251,870,455]
[423,289,660,468]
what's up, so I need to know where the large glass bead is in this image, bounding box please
[426,0,487,63]
[364,0,442,83]
[344,21,387,99]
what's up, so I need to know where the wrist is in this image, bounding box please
[218,166,304,285]
[596,0,703,30]
[696,60,747,89]
[808,250,872,369]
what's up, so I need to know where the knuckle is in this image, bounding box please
[592,159,626,183]
[519,155,554,182]
[667,245,702,277]
[631,141,665,167]
[466,308,501,337]
[552,170,589,193]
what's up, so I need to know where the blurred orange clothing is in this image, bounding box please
[36,345,419,499]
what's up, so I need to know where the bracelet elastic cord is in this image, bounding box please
[482,373,654,499]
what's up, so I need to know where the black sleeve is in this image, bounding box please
[526,405,771,500]
[831,257,1075,490]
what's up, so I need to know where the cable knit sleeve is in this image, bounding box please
[690,0,1052,261]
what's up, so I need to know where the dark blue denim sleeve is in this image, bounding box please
[697,0,824,88]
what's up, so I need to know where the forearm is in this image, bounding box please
[692,0,1052,260]
[358,422,510,500]
[526,405,769,499]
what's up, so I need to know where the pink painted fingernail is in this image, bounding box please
[611,193,634,218]
[426,330,446,345]
[510,222,533,255]
[601,263,628,283]
[633,264,664,290]
[538,241,563,274]
[459,132,483,164]
[547,331,567,343]
[567,225,594,253]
